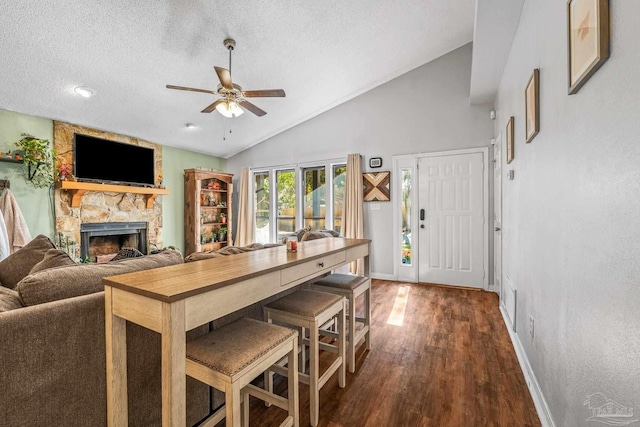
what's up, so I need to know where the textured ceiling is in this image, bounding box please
[0,0,475,158]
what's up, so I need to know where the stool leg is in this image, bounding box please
[300,326,307,373]
[365,287,371,350]
[338,302,346,388]
[263,308,274,407]
[289,335,300,427]
[348,293,356,373]
[225,383,241,427]
[309,320,320,427]
[242,388,250,427]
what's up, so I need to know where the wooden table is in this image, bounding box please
[104,238,371,426]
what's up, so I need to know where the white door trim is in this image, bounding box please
[393,147,490,290]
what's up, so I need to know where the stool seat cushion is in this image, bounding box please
[186,318,296,377]
[312,274,368,290]
[265,289,343,317]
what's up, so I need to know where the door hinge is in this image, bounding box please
[483,271,486,279]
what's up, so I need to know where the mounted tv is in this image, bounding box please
[73,134,155,186]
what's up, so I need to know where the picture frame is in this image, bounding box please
[567,0,610,95]
[369,157,382,168]
[506,117,514,164]
[525,69,540,143]
[363,171,390,201]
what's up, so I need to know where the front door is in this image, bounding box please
[418,152,485,288]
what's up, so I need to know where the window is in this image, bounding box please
[254,171,270,244]
[333,165,346,233]
[252,160,346,243]
[276,169,296,240]
[303,167,326,230]
[400,168,412,265]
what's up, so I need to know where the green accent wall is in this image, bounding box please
[161,146,226,252]
[0,109,55,238]
[0,109,226,253]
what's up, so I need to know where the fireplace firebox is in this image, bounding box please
[80,222,148,261]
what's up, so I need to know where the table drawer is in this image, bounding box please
[281,251,346,285]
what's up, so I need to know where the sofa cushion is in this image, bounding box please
[0,235,56,289]
[0,286,23,312]
[29,249,76,274]
[110,247,144,262]
[184,243,284,263]
[16,249,184,306]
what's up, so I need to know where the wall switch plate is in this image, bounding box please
[369,203,380,211]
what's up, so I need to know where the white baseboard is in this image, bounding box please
[500,306,555,427]
[370,272,395,280]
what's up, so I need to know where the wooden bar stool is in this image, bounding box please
[186,317,299,427]
[263,290,346,427]
[310,273,371,373]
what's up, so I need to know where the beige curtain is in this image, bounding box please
[234,167,254,247]
[343,153,365,275]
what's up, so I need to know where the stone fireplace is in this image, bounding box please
[53,121,164,257]
[80,222,148,261]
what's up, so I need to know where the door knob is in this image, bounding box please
[495,227,501,231]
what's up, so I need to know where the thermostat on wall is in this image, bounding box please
[369,157,382,168]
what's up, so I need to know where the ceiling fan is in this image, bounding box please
[166,39,285,118]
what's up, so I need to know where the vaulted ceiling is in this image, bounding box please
[1,1,516,159]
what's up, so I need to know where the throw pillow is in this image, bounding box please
[29,249,76,274]
[0,286,24,312]
[300,231,335,241]
[0,235,55,289]
[110,247,144,262]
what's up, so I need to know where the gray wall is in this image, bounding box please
[228,43,494,277]
[495,0,640,425]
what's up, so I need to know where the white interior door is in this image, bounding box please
[493,138,503,300]
[418,153,485,288]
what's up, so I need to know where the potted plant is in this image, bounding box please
[15,133,56,188]
[220,212,227,224]
[217,226,228,243]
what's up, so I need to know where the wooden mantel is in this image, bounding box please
[55,181,170,209]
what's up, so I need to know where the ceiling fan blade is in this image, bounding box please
[201,99,224,113]
[166,85,216,95]
[242,89,286,98]
[238,100,267,117]
[214,66,234,90]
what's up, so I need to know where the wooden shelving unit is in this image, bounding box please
[55,181,170,208]
[184,169,233,257]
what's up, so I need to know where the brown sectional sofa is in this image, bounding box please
[0,242,210,427]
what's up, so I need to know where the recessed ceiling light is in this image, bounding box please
[185,123,197,129]
[73,86,94,98]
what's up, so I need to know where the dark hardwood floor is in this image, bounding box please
[217,280,541,426]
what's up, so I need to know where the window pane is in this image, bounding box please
[401,168,412,265]
[276,170,296,240]
[254,172,270,244]
[303,167,326,230]
[333,165,346,233]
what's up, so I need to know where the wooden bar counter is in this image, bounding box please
[104,238,371,427]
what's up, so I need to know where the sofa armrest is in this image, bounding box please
[0,292,107,427]
[0,292,210,427]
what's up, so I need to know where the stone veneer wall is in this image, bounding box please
[54,122,163,253]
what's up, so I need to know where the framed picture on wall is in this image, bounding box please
[363,171,390,201]
[567,0,610,95]
[506,117,515,164]
[525,69,540,143]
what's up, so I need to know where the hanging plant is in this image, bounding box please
[15,133,56,188]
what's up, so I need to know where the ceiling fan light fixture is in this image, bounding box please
[216,100,243,118]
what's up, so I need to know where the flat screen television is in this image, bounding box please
[73,134,155,186]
